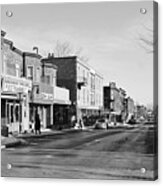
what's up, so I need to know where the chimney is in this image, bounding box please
[51,53,54,58]
[48,53,54,58]
[33,46,39,54]
[48,53,51,58]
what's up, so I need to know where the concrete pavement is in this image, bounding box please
[1,125,157,180]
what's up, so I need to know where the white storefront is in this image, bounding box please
[1,75,32,133]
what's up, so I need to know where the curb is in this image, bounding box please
[16,128,87,139]
[1,139,27,149]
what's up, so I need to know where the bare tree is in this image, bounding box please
[137,25,158,54]
[53,40,89,62]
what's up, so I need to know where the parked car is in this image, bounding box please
[94,118,109,129]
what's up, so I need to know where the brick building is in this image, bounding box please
[104,82,126,123]
[23,52,55,129]
[42,56,103,124]
[1,31,32,134]
[1,31,71,134]
[23,52,71,129]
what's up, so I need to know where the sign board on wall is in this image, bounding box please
[1,75,32,94]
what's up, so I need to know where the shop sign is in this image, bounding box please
[34,92,53,101]
[2,75,32,94]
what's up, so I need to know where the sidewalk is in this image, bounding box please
[1,126,94,149]
[19,127,94,138]
[1,135,27,149]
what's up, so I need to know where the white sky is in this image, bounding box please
[1,1,154,106]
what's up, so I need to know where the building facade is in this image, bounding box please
[42,56,103,124]
[125,96,135,122]
[1,31,71,134]
[24,53,56,129]
[103,82,126,123]
[1,31,32,134]
[42,57,71,129]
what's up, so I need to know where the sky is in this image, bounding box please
[1,1,154,107]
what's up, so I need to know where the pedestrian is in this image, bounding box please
[35,109,41,135]
[71,114,76,128]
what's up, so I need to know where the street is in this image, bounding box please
[1,124,157,180]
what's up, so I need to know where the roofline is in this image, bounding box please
[42,56,77,61]
[42,61,58,69]
[23,52,42,59]
[42,56,104,79]
[3,38,23,56]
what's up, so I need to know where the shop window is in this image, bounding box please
[1,100,6,118]
[15,105,19,122]
[11,105,14,123]
[7,104,10,123]
[36,87,40,94]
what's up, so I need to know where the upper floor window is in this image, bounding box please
[27,66,33,80]
[15,64,19,77]
[43,75,50,84]
[53,76,56,86]
[36,67,40,82]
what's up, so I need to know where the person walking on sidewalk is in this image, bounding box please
[71,114,76,128]
[35,109,41,135]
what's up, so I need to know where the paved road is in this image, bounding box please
[1,125,157,180]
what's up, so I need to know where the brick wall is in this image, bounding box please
[23,53,41,83]
[41,63,57,86]
[104,83,125,114]
[2,40,23,77]
[42,57,77,103]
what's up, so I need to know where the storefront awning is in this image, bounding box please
[1,94,18,100]
[53,99,71,105]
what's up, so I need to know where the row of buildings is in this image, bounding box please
[1,30,147,134]
[1,30,103,134]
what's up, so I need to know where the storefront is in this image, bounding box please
[29,83,54,129]
[1,75,32,134]
[53,100,71,129]
[53,86,71,129]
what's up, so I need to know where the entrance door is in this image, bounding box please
[43,107,47,129]
[6,102,20,133]
[46,106,51,128]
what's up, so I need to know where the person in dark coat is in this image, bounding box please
[35,109,41,134]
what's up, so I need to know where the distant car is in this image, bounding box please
[94,118,109,129]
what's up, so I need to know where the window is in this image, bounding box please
[27,66,33,80]
[45,75,50,84]
[36,87,40,94]
[87,90,89,104]
[16,67,19,77]
[15,105,19,122]
[53,76,56,86]
[11,105,14,123]
[36,67,40,82]
[7,104,10,123]
[83,89,85,104]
